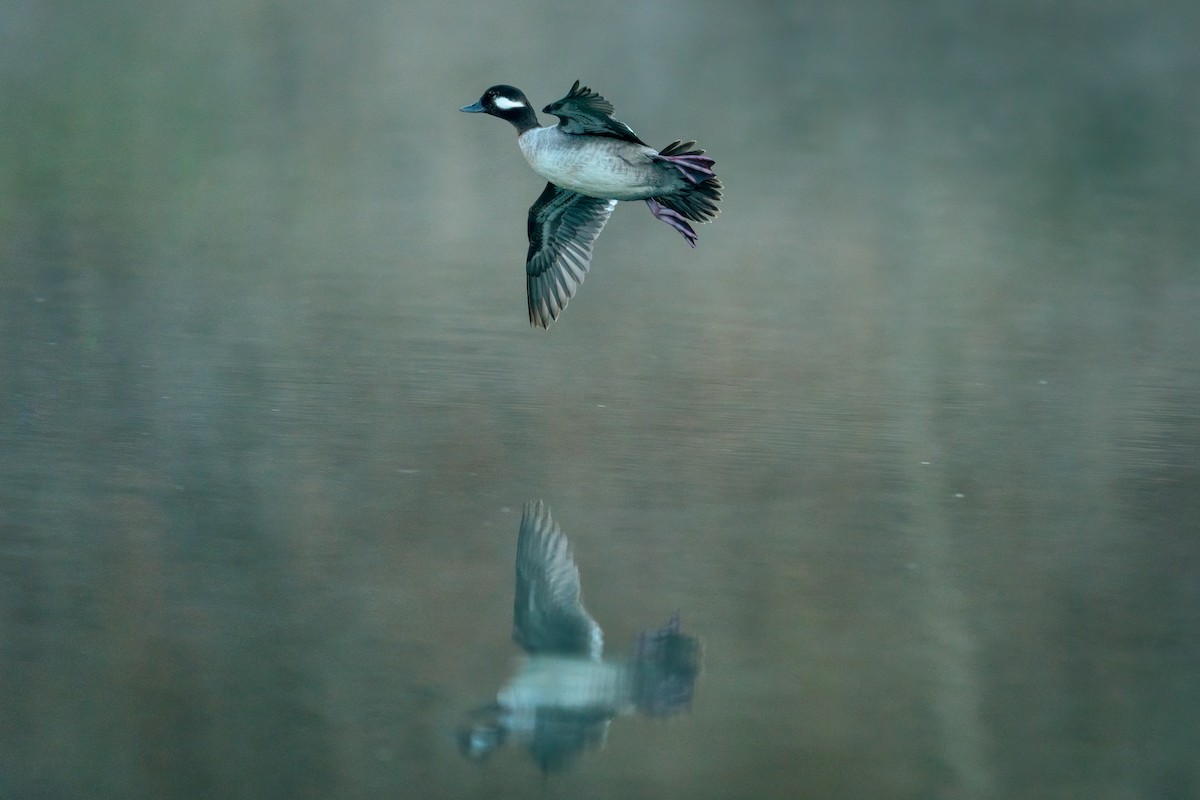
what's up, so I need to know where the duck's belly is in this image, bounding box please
[498,656,631,712]
[518,127,659,201]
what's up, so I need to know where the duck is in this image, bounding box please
[458,500,702,773]
[461,81,723,327]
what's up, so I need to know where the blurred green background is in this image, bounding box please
[2,0,1198,798]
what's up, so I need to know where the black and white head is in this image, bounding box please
[457,717,507,762]
[461,85,539,131]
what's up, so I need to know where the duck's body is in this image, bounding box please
[458,501,702,773]
[517,126,669,200]
[498,655,633,717]
[462,81,722,327]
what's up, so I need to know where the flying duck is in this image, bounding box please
[458,501,702,772]
[461,81,722,327]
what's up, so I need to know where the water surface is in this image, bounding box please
[2,1,1198,798]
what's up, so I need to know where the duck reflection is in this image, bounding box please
[459,501,702,773]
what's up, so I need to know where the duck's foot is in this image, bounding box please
[646,198,698,247]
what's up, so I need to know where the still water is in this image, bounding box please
[2,0,1198,798]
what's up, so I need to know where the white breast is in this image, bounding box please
[498,656,632,712]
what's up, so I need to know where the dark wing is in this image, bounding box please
[526,183,617,328]
[528,710,611,773]
[542,80,646,144]
[513,501,603,659]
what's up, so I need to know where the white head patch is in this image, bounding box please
[493,96,526,110]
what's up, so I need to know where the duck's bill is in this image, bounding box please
[461,100,486,113]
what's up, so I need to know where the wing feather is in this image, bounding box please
[525,183,617,327]
[513,501,604,658]
[542,80,646,144]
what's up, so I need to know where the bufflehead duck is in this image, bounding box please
[458,501,702,773]
[461,81,722,327]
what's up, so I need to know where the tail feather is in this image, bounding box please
[653,140,717,184]
[646,141,722,244]
[650,176,722,223]
[650,140,722,226]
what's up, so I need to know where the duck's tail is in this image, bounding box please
[654,140,717,184]
[631,613,703,717]
[647,141,722,247]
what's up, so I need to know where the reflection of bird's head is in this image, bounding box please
[457,716,507,761]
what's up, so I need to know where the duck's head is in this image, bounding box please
[461,85,539,132]
[457,719,507,761]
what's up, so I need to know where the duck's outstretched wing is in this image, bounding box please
[542,80,646,144]
[513,501,604,659]
[525,183,617,328]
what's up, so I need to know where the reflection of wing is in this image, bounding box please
[513,501,603,658]
[529,709,611,773]
[526,183,616,328]
[542,80,646,144]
